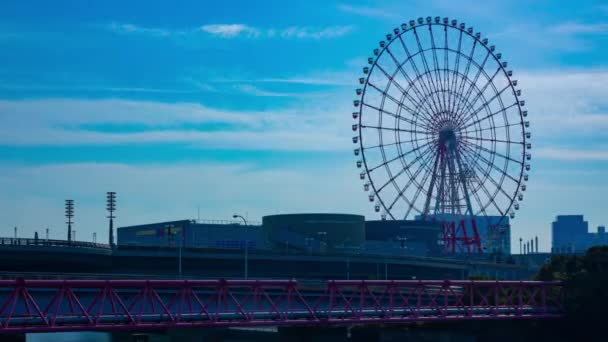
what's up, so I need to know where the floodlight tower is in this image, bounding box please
[65,199,74,243]
[107,192,116,248]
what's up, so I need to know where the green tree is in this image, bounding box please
[534,246,608,341]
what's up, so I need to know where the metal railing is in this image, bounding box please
[0,238,110,250]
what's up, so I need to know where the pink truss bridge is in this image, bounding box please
[0,279,563,334]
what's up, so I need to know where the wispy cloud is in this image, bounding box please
[535,148,608,161]
[280,26,353,39]
[233,84,293,97]
[200,24,260,38]
[106,22,176,37]
[0,83,199,94]
[105,22,353,40]
[518,69,608,137]
[0,97,351,151]
[550,22,608,34]
[336,4,397,19]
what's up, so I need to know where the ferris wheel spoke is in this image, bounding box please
[459,138,523,165]
[453,50,492,126]
[460,135,522,145]
[404,148,437,218]
[448,29,463,115]
[387,145,437,211]
[460,102,519,130]
[396,35,444,115]
[363,135,435,151]
[422,150,441,215]
[458,68,505,119]
[443,26,453,117]
[458,153,492,218]
[462,121,521,136]
[459,141,518,185]
[461,83,512,124]
[378,49,437,120]
[365,83,434,129]
[465,138,524,169]
[372,63,436,123]
[376,142,435,193]
[368,139,436,173]
[361,124,431,135]
[467,155,514,206]
[451,39,477,115]
[458,149,507,217]
[413,28,445,113]
[428,25,448,114]
[362,101,432,131]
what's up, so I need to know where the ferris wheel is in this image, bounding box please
[352,17,531,251]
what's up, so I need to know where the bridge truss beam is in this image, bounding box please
[0,279,562,334]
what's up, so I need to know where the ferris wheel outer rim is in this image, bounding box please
[354,18,529,224]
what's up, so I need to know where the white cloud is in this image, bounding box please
[0,96,352,151]
[535,148,608,161]
[200,24,260,38]
[106,23,174,37]
[280,26,353,39]
[336,4,397,19]
[0,83,199,94]
[233,84,294,97]
[518,69,608,136]
[550,22,608,34]
[105,22,353,40]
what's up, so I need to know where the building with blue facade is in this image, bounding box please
[117,214,443,257]
[117,220,264,250]
[551,215,607,254]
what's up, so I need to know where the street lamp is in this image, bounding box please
[519,237,523,255]
[232,214,247,226]
[305,237,315,255]
[396,235,407,256]
[166,224,182,279]
[316,231,327,253]
[233,214,249,279]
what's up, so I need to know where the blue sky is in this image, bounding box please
[0,0,607,252]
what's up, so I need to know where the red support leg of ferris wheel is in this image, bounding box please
[442,218,482,253]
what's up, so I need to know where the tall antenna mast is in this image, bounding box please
[65,199,74,243]
[107,192,116,248]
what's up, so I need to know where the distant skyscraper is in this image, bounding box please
[552,215,607,254]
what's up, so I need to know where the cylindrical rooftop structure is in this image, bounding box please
[262,213,365,250]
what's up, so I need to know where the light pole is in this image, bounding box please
[346,257,350,280]
[305,237,314,255]
[65,200,74,244]
[233,214,248,279]
[166,224,182,279]
[178,229,182,279]
[106,192,116,248]
[519,237,523,255]
[396,235,407,256]
[317,231,327,253]
[232,214,247,226]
